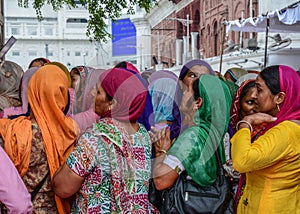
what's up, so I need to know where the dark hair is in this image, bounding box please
[141,71,152,85]
[106,93,113,102]
[114,61,127,69]
[240,80,255,102]
[193,78,200,100]
[28,58,49,68]
[70,67,80,75]
[259,65,280,95]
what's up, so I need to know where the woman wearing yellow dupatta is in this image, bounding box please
[0,65,79,213]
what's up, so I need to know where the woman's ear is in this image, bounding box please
[193,97,202,110]
[275,92,285,105]
[110,99,117,110]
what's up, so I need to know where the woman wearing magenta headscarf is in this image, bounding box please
[53,68,154,213]
[170,59,215,140]
[114,61,154,131]
[231,65,300,213]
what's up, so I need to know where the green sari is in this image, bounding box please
[167,75,231,187]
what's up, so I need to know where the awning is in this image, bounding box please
[223,1,300,68]
[225,1,300,34]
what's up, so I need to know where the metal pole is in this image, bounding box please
[249,0,253,38]
[219,23,226,73]
[239,11,244,49]
[157,31,160,64]
[187,14,190,55]
[45,44,49,59]
[264,18,269,68]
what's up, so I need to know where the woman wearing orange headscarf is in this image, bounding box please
[0,65,79,213]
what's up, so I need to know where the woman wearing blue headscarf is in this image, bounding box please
[148,70,178,128]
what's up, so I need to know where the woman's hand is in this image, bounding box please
[154,127,173,152]
[243,113,277,125]
[148,126,163,143]
[149,126,174,155]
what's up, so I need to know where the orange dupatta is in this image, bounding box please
[0,65,79,213]
[28,65,79,213]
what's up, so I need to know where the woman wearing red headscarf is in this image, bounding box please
[52,68,154,213]
[231,65,300,213]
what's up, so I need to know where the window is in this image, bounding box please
[28,51,37,56]
[75,51,81,56]
[67,51,70,56]
[12,51,20,56]
[11,27,20,35]
[66,18,88,28]
[44,27,53,36]
[28,27,38,36]
[67,18,87,23]
[48,52,53,56]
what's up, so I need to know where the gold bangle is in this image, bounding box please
[236,120,253,133]
[157,149,167,154]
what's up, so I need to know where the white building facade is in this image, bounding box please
[4,0,98,70]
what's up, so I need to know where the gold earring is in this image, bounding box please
[277,104,280,112]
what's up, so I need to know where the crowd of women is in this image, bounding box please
[0,56,300,214]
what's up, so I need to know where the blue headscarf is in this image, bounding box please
[148,70,178,124]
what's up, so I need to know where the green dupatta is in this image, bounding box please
[167,75,231,186]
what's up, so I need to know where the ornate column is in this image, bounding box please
[182,36,188,63]
[176,39,183,66]
[191,32,199,59]
[130,13,151,71]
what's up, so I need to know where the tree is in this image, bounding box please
[18,0,156,42]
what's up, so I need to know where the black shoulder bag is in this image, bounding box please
[149,148,234,214]
[31,171,50,201]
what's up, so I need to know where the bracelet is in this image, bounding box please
[157,149,167,154]
[236,120,253,133]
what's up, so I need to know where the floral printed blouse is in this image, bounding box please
[66,118,153,213]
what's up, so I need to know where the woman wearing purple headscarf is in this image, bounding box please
[170,59,215,140]
[231,65,300,213]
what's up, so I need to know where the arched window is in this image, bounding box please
[214,21,218,56]
[177,22,183,39]
[207,24,210,57]
[192,10,200,32]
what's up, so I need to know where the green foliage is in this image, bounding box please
[17,0,156,42]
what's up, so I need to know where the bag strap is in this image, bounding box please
[214,146,226,177]
[31,171,50,201]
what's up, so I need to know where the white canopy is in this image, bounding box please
[225,1,300,34]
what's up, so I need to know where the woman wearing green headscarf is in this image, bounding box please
[152,74,231,190]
